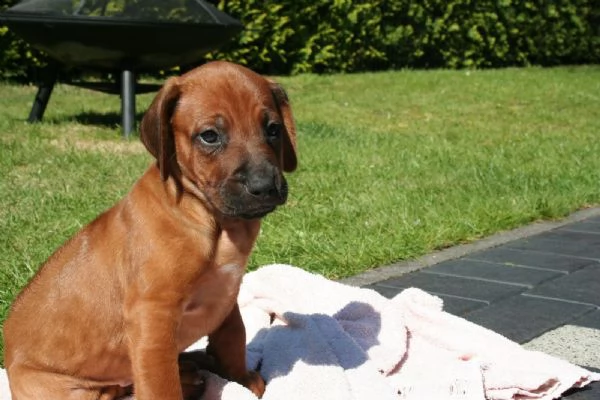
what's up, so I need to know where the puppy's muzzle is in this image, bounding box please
[222,162,288,219]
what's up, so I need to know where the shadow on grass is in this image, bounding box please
[69,111,146,128]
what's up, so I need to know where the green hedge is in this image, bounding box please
[0,0,50,81]
[208,0,599,72]
[1,0,598,81]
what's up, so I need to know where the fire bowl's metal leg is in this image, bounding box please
[121,69,136,138]
[28,77,56,123]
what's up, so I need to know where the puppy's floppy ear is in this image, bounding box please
[270,81,298,172]
[140,77,181,181]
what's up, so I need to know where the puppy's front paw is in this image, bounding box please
[179,359,207,400]
[239,370,266,398]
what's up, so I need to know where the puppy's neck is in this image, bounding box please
[144,165,261,240]
[158,167,263,259]
[136,165,212,232]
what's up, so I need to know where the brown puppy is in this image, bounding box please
[3,61,297,399]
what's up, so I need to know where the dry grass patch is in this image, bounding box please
[48,137,146,154]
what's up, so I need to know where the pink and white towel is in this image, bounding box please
[1,264,598,399]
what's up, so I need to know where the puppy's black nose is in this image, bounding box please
[245,174,279,199]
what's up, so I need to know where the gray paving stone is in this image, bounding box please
[363,283,403,299]
[373,272,524,303]
[364,283,486,316]
[437,295,488,316]
[570,309,600,330]
[558,220,600,234]
[424,258,562,287]
[562,381,600,400]
[466,246,597,272]
[526,265,600,307]
[464,295,595,343]
[539,229,600,244]
[507,231,600,260]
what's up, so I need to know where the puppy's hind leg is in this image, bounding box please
[7,365,124,400]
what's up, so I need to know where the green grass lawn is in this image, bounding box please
[1,66,599,359]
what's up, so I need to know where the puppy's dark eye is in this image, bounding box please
[266,123,282,142]
[195,130,221,146]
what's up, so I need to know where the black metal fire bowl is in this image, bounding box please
[0,1,243,136]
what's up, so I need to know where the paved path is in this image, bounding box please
[342,207,600,399]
